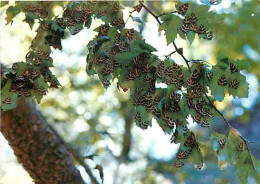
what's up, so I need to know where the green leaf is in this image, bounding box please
[208,71,226,101]
[85,17,92,29]
[34,93,43,104]
[228,128,241,144]
[191,149,203,165]
[215,56,229,71]
[106,27,118,41]
[23,11,38,29]
[137,106,151,122]
[227,73,249,99]
[120,80,134,90]
[235,152,260,183]
[1,92,18,111]
[234,59,249,70]
[96,36,110,45]
[0,1,9,7]
[235,164,251,184]
[15,62,27,75]
[5,5,22,24]
[177,29,186,40]
[1,78,12,96]
[252,156,260,182]
[210,132,225,151]
[187,4,210,18]
[131,39,157,52]
[115,52,138,66]
[24,14,35,29]
[187,31,196,44]
[160,13,182,45]
[35,77,49,91]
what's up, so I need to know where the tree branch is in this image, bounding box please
[66,144,100,184]
[119,106,134,162]
[0,98,100,183]
[172,41,191,71]
[48,124,100,184]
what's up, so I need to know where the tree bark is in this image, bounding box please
[120,114,133,161]
[0,99,85,184]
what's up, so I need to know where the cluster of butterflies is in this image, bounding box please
[216,63,239,89]
[178,3,213,40]
[1,67,38,104]
[2,2,128,108]
[87,27,137,87]
[172,130,203,169]
[22,2,52,20]
[186,65,214,126]
[2,2,65,106]
[218,138,245,151]
[3,1,245,170]
[87,19,218,169]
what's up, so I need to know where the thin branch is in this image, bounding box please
[244,141,256,169]
[140,1,256,170]
[191,59,204,63]
[66,144,100,184]
[204,93,232,128]
[139,1,161,25]
[164,50,177,58]
[125,10,135,24]
[49,125,100,184]
[157,11,178,18]
[172,41,191,72]
[51,1,70,22]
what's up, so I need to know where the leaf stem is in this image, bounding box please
[125,10,136,24]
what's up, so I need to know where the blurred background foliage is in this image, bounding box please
[0,0,260,184]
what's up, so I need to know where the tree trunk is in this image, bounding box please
[120,115,133,161]
[0,98,85,184]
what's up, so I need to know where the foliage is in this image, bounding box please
[211,129,260,183]
[213,0,260,81]
[0,1,259,183]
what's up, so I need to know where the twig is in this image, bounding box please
[49,125,100,184]
[164,50,177,58]
[140,1,256,170]
[244,141,256,169]
[157,11,179,18]
[125,10,135,24]
[191,59,204,62]
[139,1,161,25]
[51,2,70,22]
[172,41,191,72]
[204,93,232,128]
[66,144,100,184]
